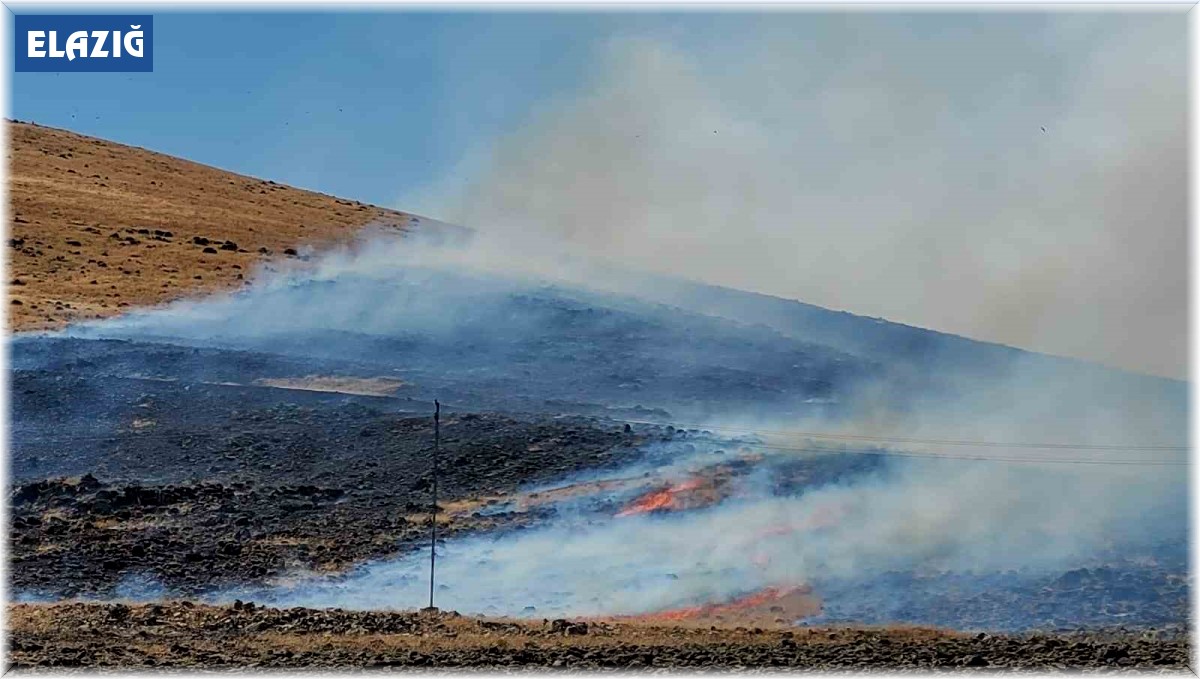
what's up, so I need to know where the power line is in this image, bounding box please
[738,442,1188,467]
[610,418,1189,452]
[13,374,1185,453]
[10,409,1188,467]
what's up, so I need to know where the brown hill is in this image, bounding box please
[7,120,412,332]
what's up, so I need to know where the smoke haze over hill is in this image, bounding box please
[409,12,1187,379]
[56,226,1187,625]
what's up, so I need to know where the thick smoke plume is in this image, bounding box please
[67,226,1188,625]
[413,12,1187,379]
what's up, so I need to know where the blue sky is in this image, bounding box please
[10,11,632,206]
[7,10,928,210]
[6,10,1113,213]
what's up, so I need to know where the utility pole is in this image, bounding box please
[428,399,440,611]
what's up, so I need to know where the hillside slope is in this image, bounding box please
[6,120,412,331]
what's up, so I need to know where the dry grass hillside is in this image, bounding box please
[7,120,413,332]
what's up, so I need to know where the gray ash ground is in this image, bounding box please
[807,556,1189,634]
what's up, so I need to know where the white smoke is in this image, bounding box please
[213,440,1182,619]
[57,224,1186,624]
[409,12,1187,379]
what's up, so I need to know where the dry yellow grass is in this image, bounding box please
[17,601,1177,671]
[7,601,959,650]
[7,120,412,331]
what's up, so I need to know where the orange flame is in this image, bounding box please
[615,478,709,517]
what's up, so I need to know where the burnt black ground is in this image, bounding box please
[7,266,1191,669]
[10,393,649,598]
[8,320,885,602]
[8,368,889,603]
[8,335,1191,635]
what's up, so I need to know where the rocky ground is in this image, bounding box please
[10,404,646,598]
[8,602,1189,671]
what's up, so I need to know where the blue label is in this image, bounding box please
[15,15,153,72]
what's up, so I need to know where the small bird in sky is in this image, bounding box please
[1041,126,1047,133]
